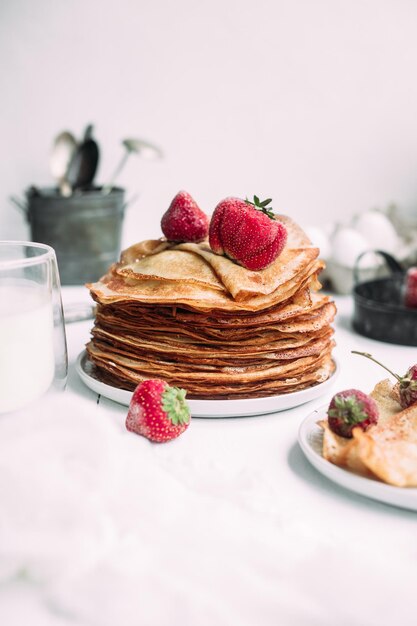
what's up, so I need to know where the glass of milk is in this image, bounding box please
[0,242,67,414]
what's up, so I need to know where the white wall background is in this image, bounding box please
[2,0,417,246]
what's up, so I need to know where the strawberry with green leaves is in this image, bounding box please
[209,195,287,271]
[126,379,191,442]
[327,389,379,438]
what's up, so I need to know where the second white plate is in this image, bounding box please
[298,407,417,511]
[76,351,339,418]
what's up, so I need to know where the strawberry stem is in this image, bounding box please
[328,394,369,424]
[351,351,402,382]
[245,196,275,220]
[161,385,190,425]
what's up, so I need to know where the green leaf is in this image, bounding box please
[161,385,190,426]
[259,198,272,207]
[244,195,275,220]
[330,395,368,424]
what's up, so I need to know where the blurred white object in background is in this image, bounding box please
[304,226,331,259]
[324,226,381,294]
[387,204,417,267]
[307,205,417,295]
[353,209,399,254]
[330,226,371,268]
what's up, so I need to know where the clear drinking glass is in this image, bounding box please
[0,241,67,414]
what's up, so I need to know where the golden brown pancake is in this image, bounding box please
[118,249,225,291]
[89,259,324,312]
[86,346,335,399]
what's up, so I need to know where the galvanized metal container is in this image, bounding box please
[26,187,125,285]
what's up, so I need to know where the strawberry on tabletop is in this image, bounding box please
[126,379,191,443]
[209,195,288,271]
[161,190,209,242]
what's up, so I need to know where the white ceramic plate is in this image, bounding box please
[76,351,339,418]
[298,406,417,511]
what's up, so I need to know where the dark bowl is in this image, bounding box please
[353,276,417,345]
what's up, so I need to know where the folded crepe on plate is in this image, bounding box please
[87,214,336,399]
[320,379,417,487]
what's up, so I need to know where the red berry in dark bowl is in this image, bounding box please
[404,267,417,309]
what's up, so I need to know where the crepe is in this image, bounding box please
[118,248,225,291]
[86,345,335,399]
[86,212,336,400]
[116,215,319,301]
[320,379,417,487]
[90,259,324,312]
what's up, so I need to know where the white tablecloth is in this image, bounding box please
[1,289,416,626]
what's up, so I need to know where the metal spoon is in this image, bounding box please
[102,138,163,195]
[50,130,78,196]
[66,124,100,192]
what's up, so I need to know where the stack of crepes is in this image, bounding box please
[86,215,336,399]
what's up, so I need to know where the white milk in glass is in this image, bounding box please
[0,285,55,413]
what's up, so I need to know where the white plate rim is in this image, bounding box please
[298,406,417,511]
[76,350,339,418]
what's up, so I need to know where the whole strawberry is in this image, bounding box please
[209,195,287,271]
[126,379,191,442]
[161,191,209,242]
[327,389,379,438]
[352,351,417,409]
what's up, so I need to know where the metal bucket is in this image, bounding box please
[25,186,125,285]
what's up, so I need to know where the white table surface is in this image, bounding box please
[1,288,417,626]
